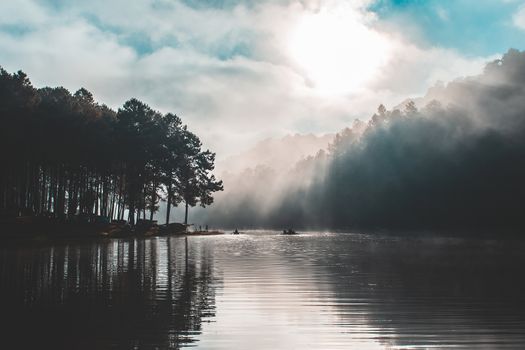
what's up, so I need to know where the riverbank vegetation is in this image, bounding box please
[0,67,223,229]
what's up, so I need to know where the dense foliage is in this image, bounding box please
[0,68,223,224]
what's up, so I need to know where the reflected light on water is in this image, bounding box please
[1,232,525,349]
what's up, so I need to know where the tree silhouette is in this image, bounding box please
[175,130,223,225]
[0,67,223,229]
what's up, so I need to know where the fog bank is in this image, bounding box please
[200,49,525,231]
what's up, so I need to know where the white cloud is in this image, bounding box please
[0,0,48,26]
[0,0,497,157]
[513,4,525,30]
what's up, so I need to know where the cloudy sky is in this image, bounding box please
[1,0,524,158]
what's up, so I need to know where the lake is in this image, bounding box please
[1,231,525,349]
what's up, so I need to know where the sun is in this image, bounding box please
[289,7,391,95]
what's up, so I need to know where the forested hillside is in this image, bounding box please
[204,49,525,231]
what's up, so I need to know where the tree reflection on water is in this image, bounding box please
[0,237,220,349]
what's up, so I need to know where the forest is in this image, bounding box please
[4,49,525,233]
[204,49,525,231]
[0,67,223,226]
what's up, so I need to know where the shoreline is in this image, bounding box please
[0,220,224,241]
[2,220,524,242]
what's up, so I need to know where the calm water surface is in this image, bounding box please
[1,231,525,349]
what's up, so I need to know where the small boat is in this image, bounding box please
[232,229,240,235]
[282,229,298,235]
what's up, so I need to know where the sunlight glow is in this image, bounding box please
[289,7,392,95]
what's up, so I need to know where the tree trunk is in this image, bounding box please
[149,182,156,221]
[128,200,135,225]
[40,167,47,213]
[165,183,172,225]
[184,201,189,225]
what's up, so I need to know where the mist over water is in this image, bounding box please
[2,233,525,349]
[199,49,525,231]
[2,3,525,350]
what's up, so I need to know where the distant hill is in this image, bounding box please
[217,133,334,174]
